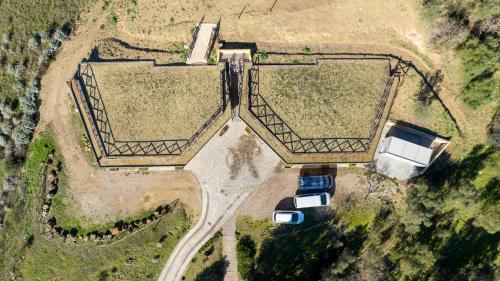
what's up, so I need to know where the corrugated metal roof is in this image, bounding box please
[380,136,433,167]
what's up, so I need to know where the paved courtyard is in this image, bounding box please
[158,118,282,281]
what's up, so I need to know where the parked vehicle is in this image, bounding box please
[298,174,334,191]
[272,210,304,224]
[294,192,331,208]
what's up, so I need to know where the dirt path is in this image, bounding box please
[35,0,201,225]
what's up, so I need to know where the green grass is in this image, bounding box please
[340,198,381,231]
[0,135,64,279]
[472,149,499,190]
[258,59,389,138]
[237,211,343,281]
[183,231,224,281]
[1,134,193,280]
[23,134,56,194]
[17,207,191,281]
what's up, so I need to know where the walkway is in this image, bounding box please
[157,118,282,281]
[187,23,218,64]
[223,215,238,281]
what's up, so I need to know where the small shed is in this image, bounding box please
[380,136,433,167]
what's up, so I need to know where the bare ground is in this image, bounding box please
[238,168,400,219]
[36,0,201,226]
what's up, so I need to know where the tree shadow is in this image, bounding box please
[433,220,499,280]
[193,257,227,281]
[252,212,367,281]
[423,144,495,188]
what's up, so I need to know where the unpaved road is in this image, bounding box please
[36,0,201,225]
[238,168,400,219]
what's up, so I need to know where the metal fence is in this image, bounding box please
[77,63,226,157]
[247,60,404,154]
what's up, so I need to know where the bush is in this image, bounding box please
[38,29,67,65]
[2,122,13,136]
[236,235,256,280]
[0,102,14,119]
[457,35,499,108]
[2,176,17,192]
[258,52,268,62]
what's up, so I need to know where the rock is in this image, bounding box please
[153,211,160,217]
[146,219,152,224]
[48,183,57,191]
[42,204,50,211]
[111,227,120,235]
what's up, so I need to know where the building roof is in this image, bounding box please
[380,136,433,167]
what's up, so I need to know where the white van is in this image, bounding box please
[293,192,331,209]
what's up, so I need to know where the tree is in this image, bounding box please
[237,235,256,280]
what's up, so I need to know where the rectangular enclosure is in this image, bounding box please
[257,59,390,138]
[89,62,222,141]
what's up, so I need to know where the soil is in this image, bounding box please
[238,168,400,219]
[34,0,483,226]
[35,0,201,226]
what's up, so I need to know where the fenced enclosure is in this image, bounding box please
[248,58,408,154]
[77,62,228,157]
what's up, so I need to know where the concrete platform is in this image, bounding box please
[187,23,218,64]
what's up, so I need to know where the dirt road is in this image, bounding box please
[36,0,201,225]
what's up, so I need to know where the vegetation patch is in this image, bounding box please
[17,206,190,280]
[184,231,225,281]
[89,63,222,140]
[257,59,389,138]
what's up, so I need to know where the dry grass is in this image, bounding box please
[258,59,389,138]
[390,68,458,138]
[90,62,221,140]
[240,63,397,164]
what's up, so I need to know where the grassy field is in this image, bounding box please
[390,68,458,138]
[183,231,225,281]
[257,59,389,138]
[89,62,222,140]
[0,134,192,280]
[17,206,190,281]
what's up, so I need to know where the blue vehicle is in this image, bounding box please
[298,175,334,191]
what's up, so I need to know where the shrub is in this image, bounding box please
[302,47,311,54]
[258,52,268,62]
[108,13,118,28]
[38,29,67,65]
[7,62,24,78]
[2,122,13,136]
[0,102,14,119]
[12,115,36,148]
[0,135,8,147]
[2,176,17,192]
[19,80,39,115]
[27,36,39,50]
[458,35,499,108]
[236,235,256,280]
